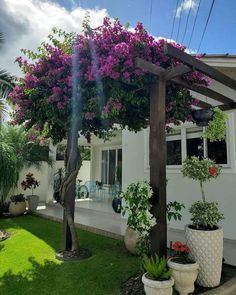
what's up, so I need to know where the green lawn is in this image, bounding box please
[0,215,139,295]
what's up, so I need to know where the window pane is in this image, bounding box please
[167,140,181,165]
[109,150,116,185]
[117,149,122,185]
[101,151,108,184]
[207,140,227,164]
[187,138,204,158]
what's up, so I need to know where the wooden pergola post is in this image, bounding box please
[149,79,167,257]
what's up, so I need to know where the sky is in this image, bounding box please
[0,0,236,76]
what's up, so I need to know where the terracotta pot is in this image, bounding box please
[142,273,174,295]
[185,225,223,287]
[168,258,199,295]
[9,201,26,216]
[124,227,139,255]
[27,195,39,212]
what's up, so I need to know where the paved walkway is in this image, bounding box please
[36,203,127,240]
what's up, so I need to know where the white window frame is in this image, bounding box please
[144,112,235,173]
[99,146,122,185]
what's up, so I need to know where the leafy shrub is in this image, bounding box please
[189,201,224,229]
[10,194,25,204]
[21,172,40,195]
[167,201,185,221]
[143,254,172,280]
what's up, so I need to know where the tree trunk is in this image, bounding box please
[60,128,82,251]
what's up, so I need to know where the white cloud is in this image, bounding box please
[176,0,197,18]
[0,0,108,76]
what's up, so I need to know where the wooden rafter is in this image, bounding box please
[164,43,236,92]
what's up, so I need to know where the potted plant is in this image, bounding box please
[121,181,185,255]
[182,156,224,287]
[121,181,156,255]
[21,172,40,212]
[142,254,174,295]
[191,109,214,126]
[168,241,199,295]
[9,194,26,216]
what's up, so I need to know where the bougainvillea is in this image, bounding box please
[9,18,210,144]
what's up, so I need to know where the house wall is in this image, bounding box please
[122,61,236,265]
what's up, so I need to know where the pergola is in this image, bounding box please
[135,44,236,257]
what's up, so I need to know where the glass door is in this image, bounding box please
[101,148,122,185]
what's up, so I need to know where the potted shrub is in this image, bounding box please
[182,156,224,287]
[9,194,26,216]
[21,172,40,212]
[142,254,174,295]
[168,241,199,295]
[121,181,185,255]
[121,181,156,255]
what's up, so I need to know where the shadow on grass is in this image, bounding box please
[0,256,129,295]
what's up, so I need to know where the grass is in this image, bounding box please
[0,215,139,295]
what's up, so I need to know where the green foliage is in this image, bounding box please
[121,181,156,256]
[53,168,65,192]
[0,142,18,202]
[189,201,224,229]
[167,201,185,222]
[182,156,221,201]
[182,156,221,183]
[203,107,228,142]
[10,194,25,203]
[142,254,172,280]
[121,181,156,237]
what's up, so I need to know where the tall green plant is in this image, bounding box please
[0,142,18,202]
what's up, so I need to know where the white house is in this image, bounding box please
[17,54,236,265]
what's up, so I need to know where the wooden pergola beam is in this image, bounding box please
[135,57,165,76]
[172,77,234,105]
[163,64,193,80]
[164,44,236,92]
[135,57,234,105]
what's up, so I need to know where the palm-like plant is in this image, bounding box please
[0,33,14,123]
[0,125,53,202]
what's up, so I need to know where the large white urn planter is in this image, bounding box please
[185,225,223,287]
[142,273,174,295]
[124,227,139,255]
[168,258,199,295]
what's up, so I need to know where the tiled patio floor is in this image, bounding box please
[36,202,127,239]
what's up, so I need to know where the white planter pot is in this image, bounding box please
[185,225,223,287]
[27,195,39,212]
[142,273,174,295]
[124,227,139,255]
[9,201,26,216]
[168,258,199,295]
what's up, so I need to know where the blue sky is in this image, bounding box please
[57,0,236,54]
[1,0,235,76]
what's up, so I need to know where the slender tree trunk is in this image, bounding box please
[200,181,206,202]
[60,127,82,251]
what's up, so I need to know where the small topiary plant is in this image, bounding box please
[189,201,224,230]
[21,172,40,196]
[142,254,172,280]
[182,156,221,202]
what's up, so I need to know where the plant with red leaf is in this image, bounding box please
[21,172,40,196]
[171,241,193,264]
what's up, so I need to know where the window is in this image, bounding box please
[166,126,228,166]
[101,148,122,185]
